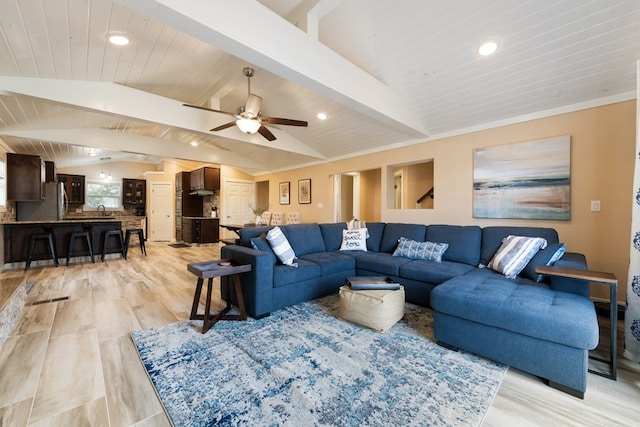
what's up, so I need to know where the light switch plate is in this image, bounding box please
[591,200,601,212]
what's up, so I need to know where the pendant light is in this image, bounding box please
[100,157,111,180]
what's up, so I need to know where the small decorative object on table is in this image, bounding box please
[249,202,271,225]
[346,276,401,291]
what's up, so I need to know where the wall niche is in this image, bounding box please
[388,160,434,210]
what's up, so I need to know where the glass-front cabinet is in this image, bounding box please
[122,178,146,206]
[57,173,85,205]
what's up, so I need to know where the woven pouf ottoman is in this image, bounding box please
[338,285,405,332]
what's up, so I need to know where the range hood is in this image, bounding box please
[189,189,215,196]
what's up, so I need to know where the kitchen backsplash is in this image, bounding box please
[0,201,16,223]
[64,206,143,219]
[203,191,220,217]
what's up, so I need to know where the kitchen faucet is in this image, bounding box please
[97,204,106,216]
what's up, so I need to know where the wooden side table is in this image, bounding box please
[535,265,618,380]
[187,259,252,333]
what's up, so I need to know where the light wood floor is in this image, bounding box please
[0,242,638,426]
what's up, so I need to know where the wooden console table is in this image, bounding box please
[535,265,617,380]
[187,259,251,333]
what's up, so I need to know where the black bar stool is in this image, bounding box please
[124,228,146,258]
[101,229,126,261]
[66,231,95,265]
[25,232,58,270]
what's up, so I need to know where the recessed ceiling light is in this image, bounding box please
[478,41,498,56]
[190,141,198,147]
[108,32,130,46]
[317,112,328,120]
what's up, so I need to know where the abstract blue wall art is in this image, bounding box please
[473,135,571,220]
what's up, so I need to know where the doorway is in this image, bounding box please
[333,169,381,222]
[222,179,255,240]
[149,181,173,241]
[394,171,403,209]
[333,173,360,223]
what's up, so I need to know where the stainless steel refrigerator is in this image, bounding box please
[16,182,68,221]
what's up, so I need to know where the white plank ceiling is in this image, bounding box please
[0,0,638,173]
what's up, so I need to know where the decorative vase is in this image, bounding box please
[255,215,262,225]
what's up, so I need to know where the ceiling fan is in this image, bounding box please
[183,67,308,141]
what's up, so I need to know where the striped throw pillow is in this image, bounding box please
[266,226,297,267]
[488,235,547,279]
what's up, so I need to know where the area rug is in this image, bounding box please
[131,296,506,427]
[168,243,191,248]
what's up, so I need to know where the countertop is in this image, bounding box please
[2,217,145,225]
[182,216,219,220]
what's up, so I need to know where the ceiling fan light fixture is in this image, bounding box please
[236,118,261,134]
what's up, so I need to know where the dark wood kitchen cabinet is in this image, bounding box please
[57,174,85,205]
[175,171,188,192]
[189,167,220,191]
[175,172,203,241]
[45,161,57,182]
[182,218,219,244]
[7,153,45,201]
[123,178,146,206]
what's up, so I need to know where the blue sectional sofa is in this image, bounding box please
[220,222,599,397]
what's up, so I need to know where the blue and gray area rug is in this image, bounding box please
[131,296,506,427]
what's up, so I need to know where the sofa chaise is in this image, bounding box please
[220,222,599,397]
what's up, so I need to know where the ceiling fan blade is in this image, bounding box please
[210,121,237,132]
[183,103,236,117]
[260,116,308,127]
[245,94,262,117]
[258,125,276,141]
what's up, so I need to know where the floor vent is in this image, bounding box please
[29,296,70,306]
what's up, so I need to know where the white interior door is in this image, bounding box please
[223,179,254,239]
[150,181,173,241]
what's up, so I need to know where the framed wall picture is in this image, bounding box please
[298,179,311,204]
[279,181,290,205]
[473,135,571,220]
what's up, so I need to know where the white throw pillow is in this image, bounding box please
[266,226,297,267]
[340,228,368,251]
[488,235,547,279]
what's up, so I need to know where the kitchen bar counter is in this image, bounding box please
[3,218,118,225]
[3,220,123,265]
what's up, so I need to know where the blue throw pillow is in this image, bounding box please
[266,226,298,267]
[488,235,547,279]
[250,235,277,265]
[392,237,449,262]
[522,242,566,282]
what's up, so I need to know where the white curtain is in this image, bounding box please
[624,60,640,362]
